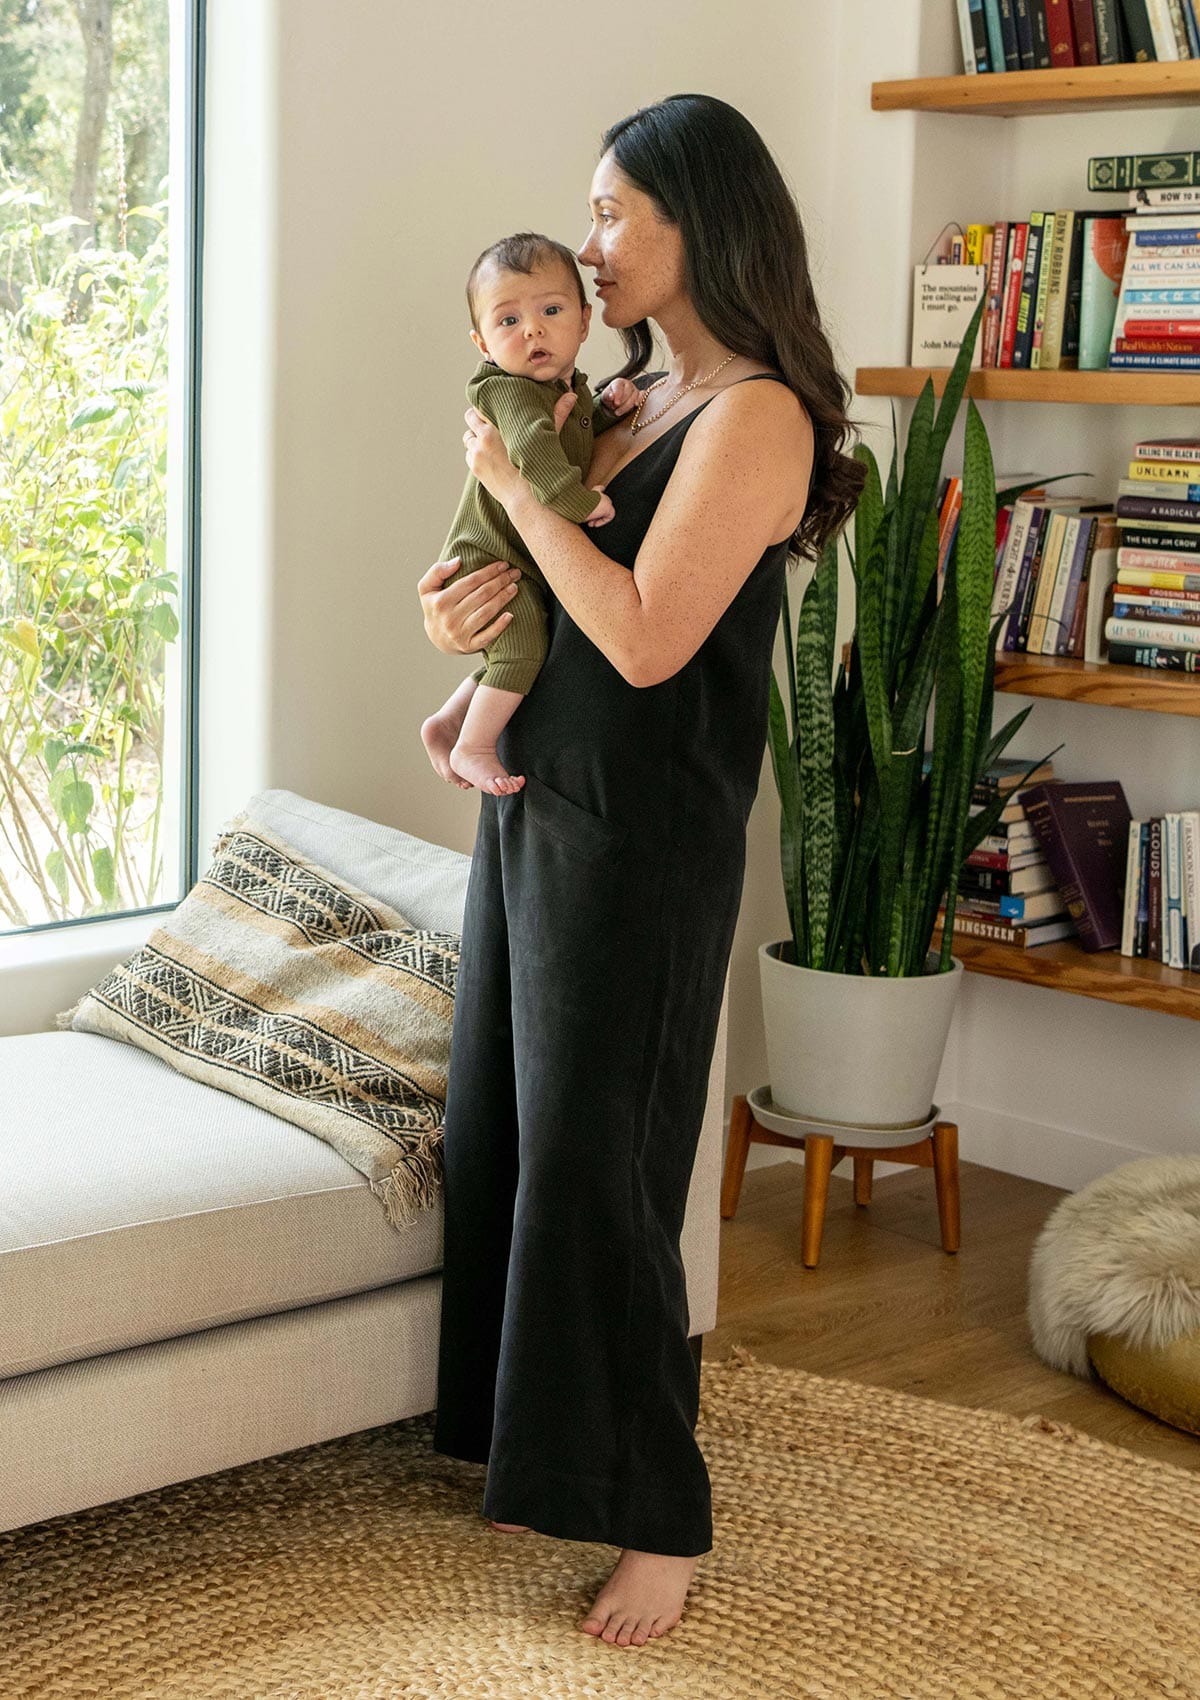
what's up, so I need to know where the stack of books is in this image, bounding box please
[990,495,1118,656]
[935,759,1076,949]
[1109,436,1200,670]
[955,2,1200,74]
[927,151,1200,374]
[1121,811,1200,968]
[1107,209,1200,370]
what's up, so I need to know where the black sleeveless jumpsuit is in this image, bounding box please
[432,371,795,1557]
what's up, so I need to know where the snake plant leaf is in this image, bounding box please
[855,515,894,797]
[995,472,1086,509]
[796,557,838,968]
[781,579,797,747]
[943,401,996,944]
[854,443,883,569]
[767,671,806,963]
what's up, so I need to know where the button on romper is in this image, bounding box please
[432,372,796,1557]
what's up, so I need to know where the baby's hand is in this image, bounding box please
[585,488,615,527]
[599,377,640,417]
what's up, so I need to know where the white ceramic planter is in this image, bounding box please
[758,941,964,1128]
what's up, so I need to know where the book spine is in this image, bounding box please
[999,223,1029,367]
[1119,525,1200,553]
[1155,812,1176,972]
[998,0,1024,65]
[1105,615,1200,647]
[1061,210,1087,362]
[1022,790,1104,950]
[999,506,1040,646]
[1078,216,1129,370]
[1051,515,1094,653]
[1030,0,1054,61]
[1089,147,1200,190]
[939,912,1066,946]
[1117,492,1200,521]
[1093,0,1125,58]
[1045,0,1079,59]
[1148,817,1162,959]
[1012,214,1046,368]
[1116,335,1200,352]
[1014,0,1038,63]
[1118,0,1166,58]
[1064,536,1094,656]
[983,0,1009,69]
[1018,510,1056,648]
[1184,810,1200,969]
[1125,457,1200,479]
[969,0,993,66]
[1107,639,1200,666]
[1109,351,1200,367]
[956,0,979,68]
[1117,566,1200,587]
[1135,820,1152,955]
[1029,511,1072,652]
[1133,434,1200,456]
[1114,598,1200,621]
[1121,819,1142,956]
[992,500,1034,619]
[1031,211,1059,367]
[1146,0,1183,53]
[983,219,1010,366]
[1070,0,1101,57]
[1038,210,1071,368]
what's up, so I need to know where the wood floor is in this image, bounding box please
[709,1155,1200,1474]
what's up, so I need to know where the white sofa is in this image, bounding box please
[0,789,725,1535]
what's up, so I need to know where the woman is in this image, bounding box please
[419,93,863,1648]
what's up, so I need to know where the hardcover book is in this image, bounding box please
[1021,781,1134,950]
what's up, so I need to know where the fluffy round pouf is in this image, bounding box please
[1027,1154,1200,1435]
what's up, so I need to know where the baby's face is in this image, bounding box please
[470,259,590,386]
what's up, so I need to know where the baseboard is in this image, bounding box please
[737,1100,1166,1197]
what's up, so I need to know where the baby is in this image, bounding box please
[420,231,640,797]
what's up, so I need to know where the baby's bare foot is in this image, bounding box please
[421,710,474,789]
[450,738,525,797]
[579,1549,697,1647]
[487,1518,531,1533]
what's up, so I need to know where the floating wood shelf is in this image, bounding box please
[855,367,1200,406]
[932,930,1200,1020]
[872,60,1200,117]
[992,654,1200,717]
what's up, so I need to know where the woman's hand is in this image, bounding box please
[418,557,521,656]
[463,405,525,512]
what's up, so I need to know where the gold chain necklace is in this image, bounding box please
[628,351,738,435]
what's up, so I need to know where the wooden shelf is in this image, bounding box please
[855,367,1200,406]
[933,930,1200,1020]
[992,653,1200,717]
[872,60,1200,117]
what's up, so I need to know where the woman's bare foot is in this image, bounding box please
[421,709,474,790]
[579,1549,697,1646]
[450,738,525,797]
[487,1518,531,1533]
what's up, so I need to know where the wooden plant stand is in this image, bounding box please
[721,1092,961,1269]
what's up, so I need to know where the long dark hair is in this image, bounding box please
[595,94,865,564]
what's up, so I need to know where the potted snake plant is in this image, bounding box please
[761,292,1058,1128]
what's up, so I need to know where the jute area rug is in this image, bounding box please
[4,1346,1199,1700]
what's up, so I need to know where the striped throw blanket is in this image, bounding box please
[55,814,460,1231]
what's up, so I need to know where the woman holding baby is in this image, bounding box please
[418,91,863,1649]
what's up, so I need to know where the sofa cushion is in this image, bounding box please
[0,1030,446,1380]
[234,789,472,933]
[57,814,461,1231]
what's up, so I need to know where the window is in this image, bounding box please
[0,0,202,937]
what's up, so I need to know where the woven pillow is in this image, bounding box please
[54,811,460,1230]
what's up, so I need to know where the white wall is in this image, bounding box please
[6,0,1194,1187]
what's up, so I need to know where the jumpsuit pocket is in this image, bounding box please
[521,773,628,863]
